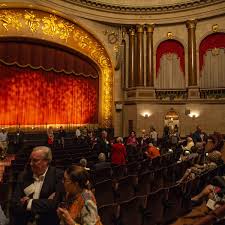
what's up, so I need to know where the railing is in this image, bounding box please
[155,89,187,100]
[200,88,225,99]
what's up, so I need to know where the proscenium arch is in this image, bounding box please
[0,8,113,127]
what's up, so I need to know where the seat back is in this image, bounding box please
[119,196,147,225]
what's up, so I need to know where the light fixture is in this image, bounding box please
[188,112,200,118]
[141,111,151,118]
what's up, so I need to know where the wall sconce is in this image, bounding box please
[188,112,200,118]
[141,112,151,118]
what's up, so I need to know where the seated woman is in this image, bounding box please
[57,165,102,225]
[145,143,160,159]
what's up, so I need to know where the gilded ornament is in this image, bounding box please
[24,11,40,32]
[167,32,173,39]
[212,48,220,56]
[186,19,197,29]
[72,28,112,127]
[212,24,218,32]
[0,10,22,31]
[42,14,74,41]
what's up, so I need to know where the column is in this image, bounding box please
[186,19,197,86]
[128,28,135,88]
[145,24,155,87]
[136,24,144,86]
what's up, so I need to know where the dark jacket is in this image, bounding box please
[11,166,64,225]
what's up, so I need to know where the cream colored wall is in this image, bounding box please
[118,15,225,137]
[134,104,225,137]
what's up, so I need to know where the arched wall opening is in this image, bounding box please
[0,8,113,128]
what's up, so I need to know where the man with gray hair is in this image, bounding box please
[11,146,64,225]
[93,153,111,170]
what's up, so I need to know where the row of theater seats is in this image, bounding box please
[93,160,192,207]
[98,165,225,225]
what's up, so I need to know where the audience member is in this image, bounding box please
[191,176,225,209]
[96,130,111,158]
[170,125,180,146]
[145,143,160,159]
[11,146,64,225]
[0,128,8,158]
[149,127,158,146]
[57,165,102,225]
[58,126,66,149]
[140,129,149,149]
[111,137,127,166]
[126,131,139,161]
[182,137,195,152]
[0,204,8,225]
[192,126,207,144]
[93,153,111,170]
[13,128,25,153]
[47,126,54,148]
[75,127,81,143]
[79,158,90,171]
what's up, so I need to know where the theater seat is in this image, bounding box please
[114,175,136,203]
[119,195,147,225]
[94,179,115,207]
[144,188,168,225]
[98,203,120,225]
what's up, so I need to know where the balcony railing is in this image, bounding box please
[155,89,187,100]
[200,88,225,99]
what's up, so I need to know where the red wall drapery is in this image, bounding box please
[199,32,225,73]
[0,63,99,125]
[156,40,185,76]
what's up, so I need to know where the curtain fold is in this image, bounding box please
[156,53,185,89]
[0,63,99,125]
[200,48,225,88]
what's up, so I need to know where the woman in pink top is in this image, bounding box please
[111,137,127,165]
[126,131,138,146]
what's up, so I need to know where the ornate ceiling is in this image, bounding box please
[1,0,225,24]
[63,0,224,14]
[72,0,202,7]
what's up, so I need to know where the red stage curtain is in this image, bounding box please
[0,63,99,125]
[156,40,185,76]
[199,32,225,73]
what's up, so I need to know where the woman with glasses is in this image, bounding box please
[57,165,102,225]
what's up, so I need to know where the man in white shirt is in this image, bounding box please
[11,146,64,225]
[75,127,81,143]
[0,129,8,158]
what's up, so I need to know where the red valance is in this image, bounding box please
[0,39,98,78]
[156,40,185,76]
[199,32,225,73]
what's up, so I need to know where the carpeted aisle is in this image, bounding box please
[170,202,210,225]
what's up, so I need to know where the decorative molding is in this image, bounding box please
[64,0,224,14]
[200,88,225,99]
[2,1,225,25]
[155,89,188,100]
